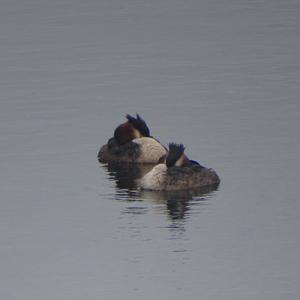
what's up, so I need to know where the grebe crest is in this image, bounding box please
[114,114,150,145]
[166,143,191,167]
[126,114,150,138]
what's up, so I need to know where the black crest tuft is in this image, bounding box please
[126,113,150,137]
[166,143,185,168]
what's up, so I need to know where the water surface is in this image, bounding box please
[0,0,299,299]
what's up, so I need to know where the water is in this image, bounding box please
[1,0,300,299]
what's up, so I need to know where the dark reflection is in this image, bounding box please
[100,162,219,219]
[140,185,219,220]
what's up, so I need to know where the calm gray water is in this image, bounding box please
[1,0,299,299]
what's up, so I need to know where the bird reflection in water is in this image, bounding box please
[140,186,218,220]
[100,162,219,220]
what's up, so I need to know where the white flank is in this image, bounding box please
[139,164,167,190]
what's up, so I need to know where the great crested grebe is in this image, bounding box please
[139,143,220,191]
[98,114,167,164]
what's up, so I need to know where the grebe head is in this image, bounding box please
[114,113,150,145]
[166,143,190,167]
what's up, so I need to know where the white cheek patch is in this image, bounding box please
[132,128,142,139]
[175,154,185,166]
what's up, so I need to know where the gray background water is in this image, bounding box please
[1,0,299,299]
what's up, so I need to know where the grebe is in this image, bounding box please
[139,143,220,191]
[98,114,167,164]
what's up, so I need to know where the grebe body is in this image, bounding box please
[139,143,220,191]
